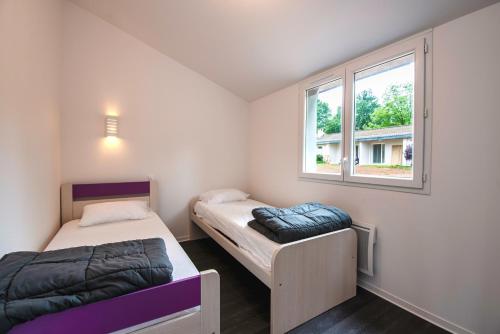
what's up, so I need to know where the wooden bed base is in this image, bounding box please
[189,199,357,334]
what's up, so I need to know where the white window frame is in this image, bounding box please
[298,31,432,193]
[298,67,345,182]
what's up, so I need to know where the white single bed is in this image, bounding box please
[46,212,198,281]
[22,181,220,334]
[190,197,357,334]
[194,199,277,272]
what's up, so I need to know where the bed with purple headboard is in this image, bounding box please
[9,181,220,334]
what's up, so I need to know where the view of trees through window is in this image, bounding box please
[316,83,413,134]
[316,53,415,179]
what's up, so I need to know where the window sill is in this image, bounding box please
[298,174,431,195]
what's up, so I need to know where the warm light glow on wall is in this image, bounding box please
[105,116,119,137]
[105,103,119,117]
[103,135,120,148]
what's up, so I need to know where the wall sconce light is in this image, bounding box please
[105,115,119,137]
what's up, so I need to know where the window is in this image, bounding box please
[372,144,385,164]
[300,33,430,190]
[352,53,414,179]
[302,73,344,181]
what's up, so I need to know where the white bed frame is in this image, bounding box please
[132,270,219,334]
[60,182,220,334]
[189,198,357,334]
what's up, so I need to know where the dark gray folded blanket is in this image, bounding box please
[0,238,173,332]
[249,202,352,244]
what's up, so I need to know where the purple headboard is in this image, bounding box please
[61,180,158,224]
[72,181,150,200]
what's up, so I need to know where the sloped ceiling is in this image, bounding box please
[70,0,498,101]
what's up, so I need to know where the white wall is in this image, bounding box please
[0,0,62,257]
[60,2,249,239]
[248,3,500,334]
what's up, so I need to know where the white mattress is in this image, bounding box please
[194,199,280,271]
[45,212,199,281]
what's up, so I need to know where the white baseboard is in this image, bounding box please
[357,279,474,334]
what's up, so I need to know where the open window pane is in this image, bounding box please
[352,53,414,179]
[304,78,343,175]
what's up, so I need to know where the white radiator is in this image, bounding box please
[351,222,376,276]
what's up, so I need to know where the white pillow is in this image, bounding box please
[79,200,150,227]
[199,189,249,204]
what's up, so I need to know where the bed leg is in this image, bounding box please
[201,269,220,334]
[189,220,209,240]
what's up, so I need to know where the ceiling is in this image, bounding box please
[70,0,498,101]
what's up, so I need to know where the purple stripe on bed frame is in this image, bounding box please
[10,275,201,334]
[72,181,150,200]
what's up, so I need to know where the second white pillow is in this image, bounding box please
[199,189,249,204]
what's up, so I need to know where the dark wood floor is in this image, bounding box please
[181,239,448,334]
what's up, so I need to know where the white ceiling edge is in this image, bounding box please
[69,0,499,101]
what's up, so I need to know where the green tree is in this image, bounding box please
[324,106,342,134]
[316,100,331,131]
[355,89,379,130]
[368,83,413,129]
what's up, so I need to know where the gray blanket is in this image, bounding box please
[249,202,352,244]
[0,238,173,332]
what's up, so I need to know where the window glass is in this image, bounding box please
[352,53,414,179]
[372,144,385,164]
[300,34,429,190]
[304,78,343,174]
